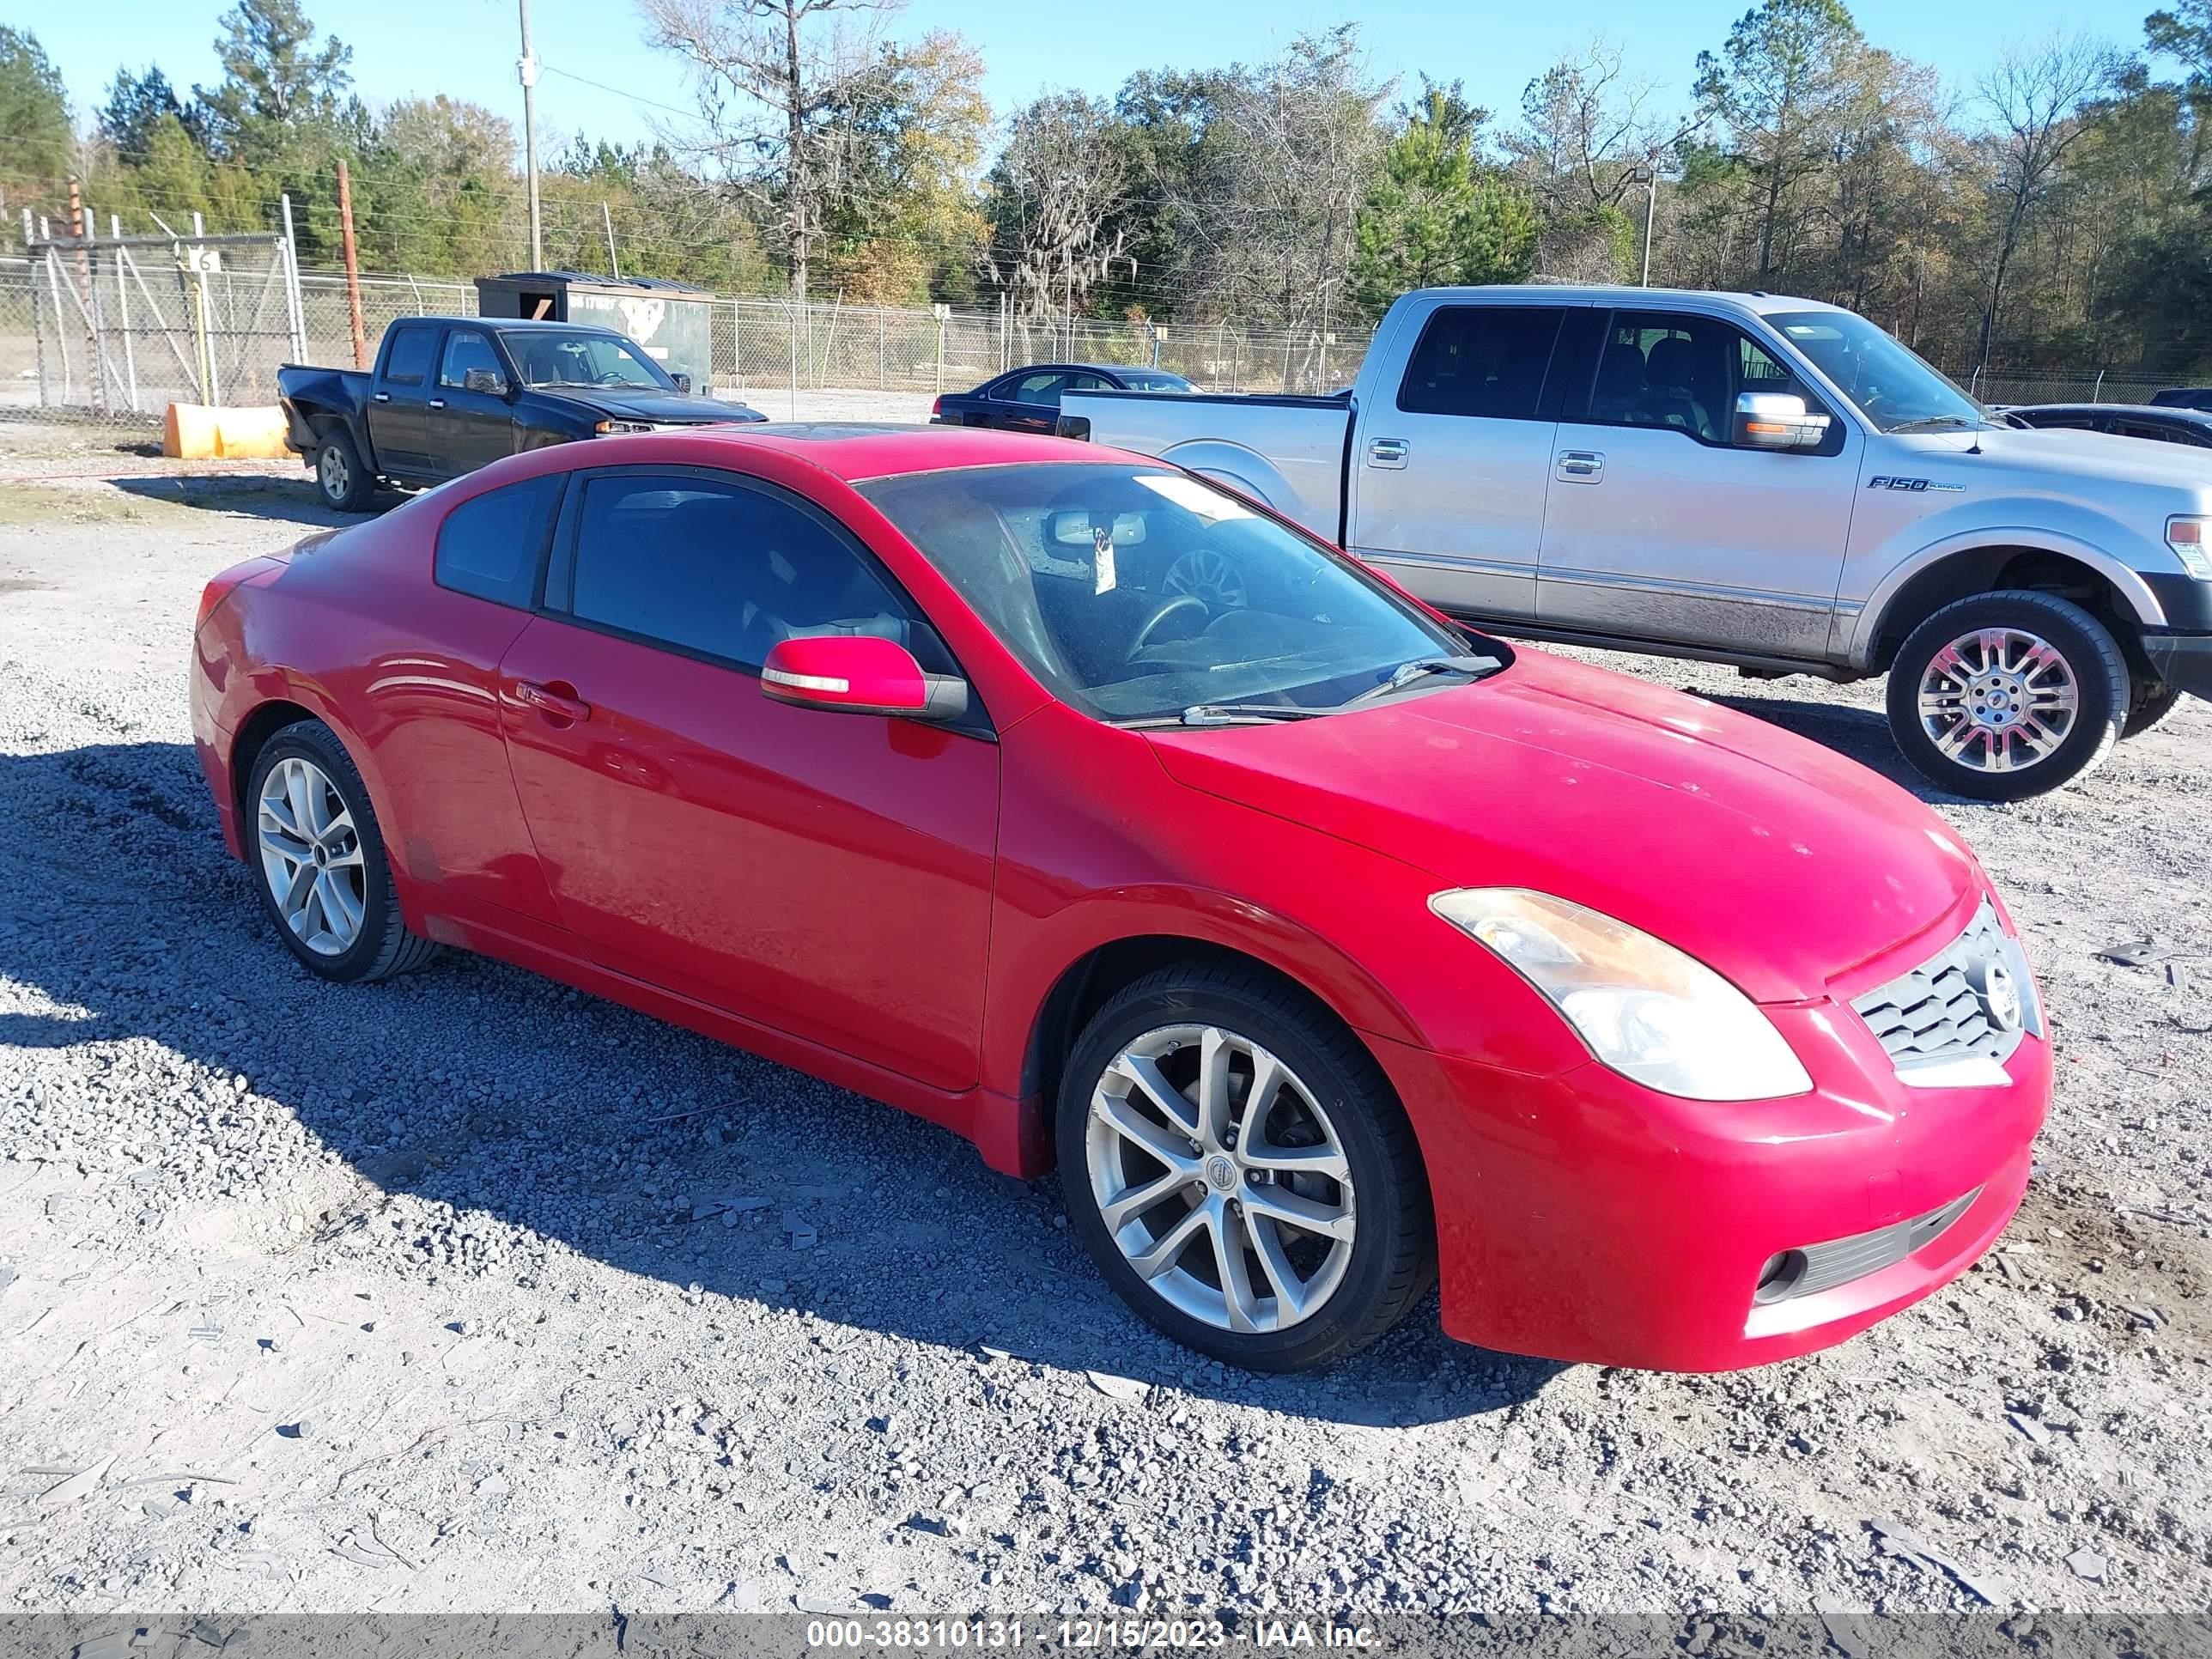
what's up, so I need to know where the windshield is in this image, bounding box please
[499,329,672,393]
[1768,312,1990,434]
[854,463,1472,723]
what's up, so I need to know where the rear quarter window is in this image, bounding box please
[434,476,563,608]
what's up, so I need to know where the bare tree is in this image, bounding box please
[988,91,1130,323]
[1973,34,2119,374]
[637,0,902,300]
[1165,27,1389,349]
[1512,38,1698,277]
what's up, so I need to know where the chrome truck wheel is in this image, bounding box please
[1887,591,2128,803]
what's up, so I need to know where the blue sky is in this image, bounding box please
[26,0,2143,154]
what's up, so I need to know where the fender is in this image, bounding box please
[979,885,1433,1105]
[1845,523,2168,668]
[1153,438,1334,538]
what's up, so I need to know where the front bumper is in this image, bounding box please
[1370,1000,2049,1372]
[2142,629,2212,702]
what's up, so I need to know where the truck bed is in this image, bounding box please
[1059,387,1354,542]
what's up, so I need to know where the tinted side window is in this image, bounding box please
[2118,419,2206,446]
[567,473,917,669]
[434,476,562,608]
[1396,307,1565,419]
[440,328,504,389]
[1586,310,1832,447]
[383,326,437,386]
[1013,372,1067,405]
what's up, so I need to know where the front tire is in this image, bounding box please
[246,720,438,982]
[1056,963,1435,1372]
[313,428,376,513]
[1886,591,2128,801]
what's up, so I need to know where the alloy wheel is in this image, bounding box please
[1916,626,2080,775]
[1164,548,1249,612]
[257,755,367,956]
[318,444,351,502]
[1085,1024,1356,1334]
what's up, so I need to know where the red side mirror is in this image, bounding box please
[760,635,970,722]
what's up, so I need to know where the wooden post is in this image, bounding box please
[68,178,103,410]
[337,159,369,370]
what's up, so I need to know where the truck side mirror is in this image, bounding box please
[463,367,509,397]
[671,372,694,395]
[1735,392,1831,451]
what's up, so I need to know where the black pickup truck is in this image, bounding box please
[276,316,766,510]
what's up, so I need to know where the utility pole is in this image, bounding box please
[1634,167,1658,287]
[601,201,620,278]
[518,0,544,270]
[337,159,368,369]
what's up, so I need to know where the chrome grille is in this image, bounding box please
[1851,900,2034,1084]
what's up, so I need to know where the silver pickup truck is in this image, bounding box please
[1060,286,2212,800]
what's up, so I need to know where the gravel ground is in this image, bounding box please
[0,439,2208,1620]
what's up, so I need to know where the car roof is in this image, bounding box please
[1411,283,1848,319]
[665,422,1156,482]
[2014,403,2212,422]
[388,316,629,335]
[993,362,1185,382]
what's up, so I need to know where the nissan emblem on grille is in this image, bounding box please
[1974,961,2024,1033]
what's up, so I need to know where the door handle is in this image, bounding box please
[373,392,391,403]
[1556,449,1605,483]
[513,679,591,724]
[428,398,447,409]
[1367,437,1409,469]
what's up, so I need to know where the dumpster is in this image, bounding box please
[473,271,714,394]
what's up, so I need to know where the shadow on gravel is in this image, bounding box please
[1,739,1560,1426]
[108,474,362,529]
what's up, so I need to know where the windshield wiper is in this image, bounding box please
[1334,653,1501,708]
[1887,416,1984,433]
[1112,702,1327,729]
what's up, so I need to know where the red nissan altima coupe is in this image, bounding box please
[189,425,2049,1373]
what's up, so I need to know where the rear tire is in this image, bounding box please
[313,428,376,513]
[1886,591,2128,802]
[1056,963,1435,1372]
[2123,679,2184,739]
[246,720,438,982]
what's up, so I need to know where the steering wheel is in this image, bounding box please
[1124,593,1210,663]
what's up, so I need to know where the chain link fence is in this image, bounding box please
[1971,371,2176,408]
[3,251,1370,429]
[3,236,303,425]
[6,246,2191,430]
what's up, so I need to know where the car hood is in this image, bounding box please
[539,389,767,424]
[1900,425,2212,495]
[1146,652,1984,1004]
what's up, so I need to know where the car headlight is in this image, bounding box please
[594,419,659,435]
[1429,888,1814,1101]
[2167,516,2211,580]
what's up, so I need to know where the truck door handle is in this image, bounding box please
[428,398,446,409]
[1367,438,1409,469]
[512,679,591,724]
[1556,449,1605,483]
[373,392,391,403]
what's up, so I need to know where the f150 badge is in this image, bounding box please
[1866,475,1966,492]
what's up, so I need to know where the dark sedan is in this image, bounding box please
[931,362,1194,434]
[2005,403,2212,448]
